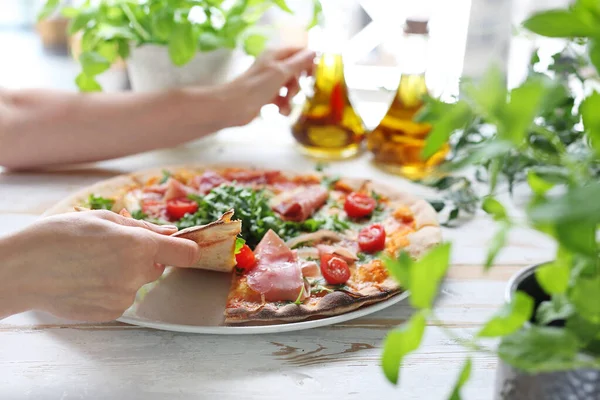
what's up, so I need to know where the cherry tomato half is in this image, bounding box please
[358,224,386,253]
[320,253,351,285]
[236,244,256,271]
[166,198,198,220]
[344,192,376,218]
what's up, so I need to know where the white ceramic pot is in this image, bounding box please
[127,44,235,92]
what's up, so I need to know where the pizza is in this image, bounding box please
[44,166,442,324]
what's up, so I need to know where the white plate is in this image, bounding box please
[118,267,408,335]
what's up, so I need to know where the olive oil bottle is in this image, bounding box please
[367,19,449,180]
[292,53,365,159]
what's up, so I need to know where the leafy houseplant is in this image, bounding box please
[381,1,600,398]
[38,0,321,91]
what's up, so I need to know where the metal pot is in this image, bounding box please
[494,264,600,400]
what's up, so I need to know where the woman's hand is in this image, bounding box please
[0,211,199,321]
[222,47,315,126]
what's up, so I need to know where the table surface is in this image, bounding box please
[0,116,555,400]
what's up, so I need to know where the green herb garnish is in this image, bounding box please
[130,209,147,220]
[159,170,171,184]
[234,237,245,255]
[177,185,347,247]
[87,194,114,210]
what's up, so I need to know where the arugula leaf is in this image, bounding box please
[448,358,472,400]
[159,170,171,184]
[536,294,574,325]
[181,185,346,247]
[234,237,245,254]
[131,209,148,220]
[478,291,534,337]
[381,310,427,385]
[321,175,340,189]
[87,194,115,210]
[498,326,582,373]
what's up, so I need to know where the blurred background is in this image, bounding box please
[0,0,571,128]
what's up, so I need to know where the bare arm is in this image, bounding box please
[0,86,231,170]
[0,47,314,170]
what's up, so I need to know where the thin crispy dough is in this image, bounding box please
[172,210,242,273]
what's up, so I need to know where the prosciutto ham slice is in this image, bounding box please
[191,170,227,194]
[272,185,328,222]
[246,230,308,302]
[164,178,195,201]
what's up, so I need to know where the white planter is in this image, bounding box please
[127,44,235,92]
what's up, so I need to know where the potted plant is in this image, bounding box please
[38,0,321,92]
[381,1,600,398]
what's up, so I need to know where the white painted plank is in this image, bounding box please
[0,326,495,400]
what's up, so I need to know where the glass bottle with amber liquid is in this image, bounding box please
[291,1,366,159]
[367,18,449,180]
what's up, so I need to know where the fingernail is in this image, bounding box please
[161,225,178,230]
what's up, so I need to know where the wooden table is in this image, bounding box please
[0,119,554,400]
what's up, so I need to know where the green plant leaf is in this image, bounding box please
[570,274,600,324]
[498,326,582,373]
[421,101,471,160]
[529,181,600,225]
[68,8,96,34]
[75,73,102,92]
[501,77,550,145]
[151,9,174,42]
[535,259,571,295]
[273,0,293,13]
[60,6,78,18]
[523,9,598,38]
[381,310,427,385]
[462,65,506,121]
[243,33,267,56]
[478,291,534,337]
[482,197,507,221]
[589,39,600,76]
[443,140,513,172]
[79,52,110,76]
[580,91,600,154]
[485,221,510,269]
[169,21,197,66]
[117,40,130,60]
[307,0,322,29]
[555,221,597,257]
[37,0,60,21]
[566,313,600,352]
[448,358,472,400]
[536,294,574,325]
[527,170,554,195]
[383,251,412,288]
[410,243,451,309]
[198,32,223,52]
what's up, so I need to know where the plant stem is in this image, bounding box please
[121,3,151,42]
